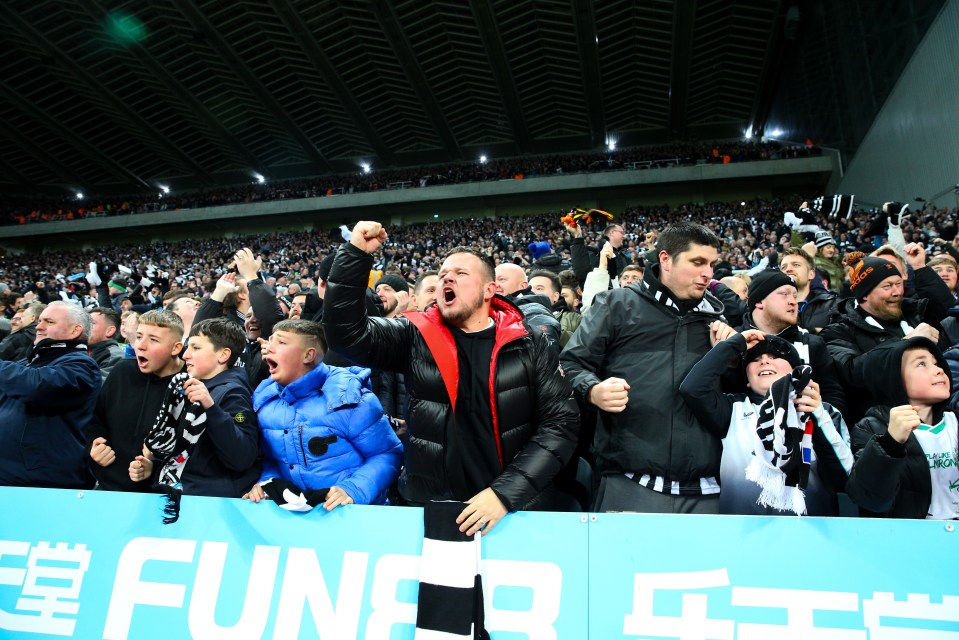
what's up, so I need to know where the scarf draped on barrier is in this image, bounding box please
[415,501,491,639]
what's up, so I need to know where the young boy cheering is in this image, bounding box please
[244,319,402,511]
[129,318,261,500]
[87,309,184,492]
[846,337,959,519]
[680,331,853,516]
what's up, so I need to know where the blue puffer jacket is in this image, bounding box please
[253,363,402,505]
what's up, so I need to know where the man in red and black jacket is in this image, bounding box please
[324,221,579,536]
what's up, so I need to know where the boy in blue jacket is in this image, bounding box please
[243,319,402,511]
[129,318,261,499]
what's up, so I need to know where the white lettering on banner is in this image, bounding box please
[272,548,368,640]
[103,537,197,640]
[623,569,735,640]
[188,543,281,640]
[0,540,90,637]
[366,554,419,638]
[623,569,959,638]
[483,560,562,640]
[731,587,865,639]
[863,593,959,639]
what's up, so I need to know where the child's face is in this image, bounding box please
[902,348,950,406]
[264,330,313,386]
[746,354,793,396]
[134,324,182,376]
[932,263,958,292]
[183,334,226,380]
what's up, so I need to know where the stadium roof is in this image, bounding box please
[0,0,800,195]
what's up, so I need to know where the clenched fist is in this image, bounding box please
[350,221,388,254]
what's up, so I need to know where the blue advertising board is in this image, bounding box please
[0,487,956,639]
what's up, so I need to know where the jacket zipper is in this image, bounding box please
[298,424,308,468]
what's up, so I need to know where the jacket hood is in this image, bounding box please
[535,253,562,267]
[860,336,952,411]
[511,291,554,310]
[254,361,372,410]
[90,339,119,353]
[204,366,252,393]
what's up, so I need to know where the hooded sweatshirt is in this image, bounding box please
[846,337,959,518]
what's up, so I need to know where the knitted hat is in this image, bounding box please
[376,273,409,294]
[744,334,802,369]
[107,280,128,293]
[814,230,836,248]
[747,270,795,311]
[317,253,336,282]
[849,256,899,301]
[528,241,552,261]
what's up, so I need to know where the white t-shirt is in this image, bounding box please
[913,413,959,520]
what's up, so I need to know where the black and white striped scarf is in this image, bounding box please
[144,372,208,523]
[415,501,490,640]
[745,365,814,515]
[813,194,855,221]
[640,268,716,316]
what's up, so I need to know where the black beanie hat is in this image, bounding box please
[849,256,899,301]
[744,334,803,369]
[376,273,409,294]
[317,252,336,282]
[747,270,795,311]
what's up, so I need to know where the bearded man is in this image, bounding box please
[821,255,947,424]
[323,221,578,536]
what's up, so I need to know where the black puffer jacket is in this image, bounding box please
[561,265,726,483]
[324,243,579,510]
[820,297,949,425]
[0,323,37,362]
[845,337,953,518]
[510,291,561,354]
[799,288,838,333]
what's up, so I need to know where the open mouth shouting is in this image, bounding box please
[264,356,279,376]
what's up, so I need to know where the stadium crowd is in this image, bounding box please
[0,140,820,226]
[1,192,958,525]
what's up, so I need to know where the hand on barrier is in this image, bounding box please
[457,487,507,537]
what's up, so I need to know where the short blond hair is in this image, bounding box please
[137,309,184,341]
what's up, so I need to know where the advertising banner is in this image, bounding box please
[0,487,956,639]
